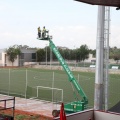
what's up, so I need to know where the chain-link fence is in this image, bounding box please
[0,68,120,109]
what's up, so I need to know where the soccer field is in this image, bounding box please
[0,68,120,109]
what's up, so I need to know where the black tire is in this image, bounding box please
[52,110,60,117]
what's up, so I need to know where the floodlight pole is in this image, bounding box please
[46,44,48,65]
[94,6,105,110]
[50,48,52,67]
[104,6,110,111]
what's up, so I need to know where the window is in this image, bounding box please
[20,53,24,59]
[32,53,36,59]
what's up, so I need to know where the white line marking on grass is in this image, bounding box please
[33,76,51,81]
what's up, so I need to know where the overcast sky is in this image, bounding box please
[0,0,120,50]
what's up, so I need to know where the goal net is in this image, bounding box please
[27,86,63,103]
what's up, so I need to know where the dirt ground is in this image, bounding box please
[0,95,60,120]
[0,109,53,120]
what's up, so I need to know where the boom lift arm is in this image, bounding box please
[37,30,88,114]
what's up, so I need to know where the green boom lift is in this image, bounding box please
[37,30,88,116]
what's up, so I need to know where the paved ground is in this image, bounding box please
[0,94,60,118]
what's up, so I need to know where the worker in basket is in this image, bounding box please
[42,26,46,38]
[37,26,41,38]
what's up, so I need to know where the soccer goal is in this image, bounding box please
[28,86,63,103]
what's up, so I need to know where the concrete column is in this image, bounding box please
[94,5,105,110]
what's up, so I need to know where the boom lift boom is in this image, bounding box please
[37,30,88,114]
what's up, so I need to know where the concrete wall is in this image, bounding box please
[54,109,94,120]
[32,65,120,74]
[66,110,93,120]
[0,53,4,66]
[54,110,120,120]
[94,111,120,120]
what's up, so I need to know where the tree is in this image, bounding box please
[113,54,120,64]
[5,45,21,66]
[76,44,89,62]
[89,49,96,57]
[109,47,120,64]
[36,48,45,62]
[58,48,70,60]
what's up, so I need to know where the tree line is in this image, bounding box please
[5,45,120,65]
[37,44,89,62]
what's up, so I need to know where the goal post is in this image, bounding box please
[36,86,63,103]
[27,85,63,103]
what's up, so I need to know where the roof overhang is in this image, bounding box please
[75,0,120,7]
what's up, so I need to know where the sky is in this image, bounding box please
[0,0,120,50]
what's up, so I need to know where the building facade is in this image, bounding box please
[0,49,19,67]
[19,48,37,66]
[0,48,37,67]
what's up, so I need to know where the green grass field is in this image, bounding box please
[0,68,120,109]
